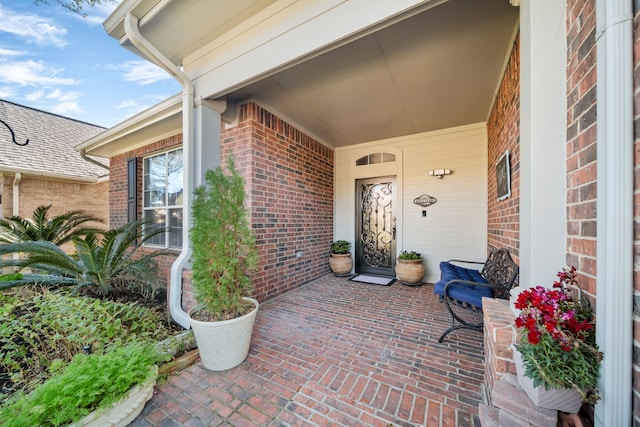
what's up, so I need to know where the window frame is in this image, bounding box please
[141,147,184,249]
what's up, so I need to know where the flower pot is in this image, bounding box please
[188,297,259,371]
[72,365,158,427]
[395,258,425,285]
[512,346,583,413]
[329,252,353,276]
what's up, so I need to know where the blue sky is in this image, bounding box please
[0,1,181,128]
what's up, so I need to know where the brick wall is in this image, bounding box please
[222,102,334,302]
[487,35,520,261]
[566,0,597,299]
[108,104,334,306]
[1,175,108,226]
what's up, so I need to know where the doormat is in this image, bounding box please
[349,274,396,286]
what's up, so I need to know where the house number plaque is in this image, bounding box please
[413,194,437,207]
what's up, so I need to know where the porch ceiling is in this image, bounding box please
[226,0,518,146]
[108,0,518,149]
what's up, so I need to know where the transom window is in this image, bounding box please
[143,148,183,248]
[356,153,396,166]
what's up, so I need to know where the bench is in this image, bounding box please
[433,248,519,343]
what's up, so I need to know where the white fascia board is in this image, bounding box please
[76,93,183,157]
[104,0,161,39]
[0,167,103,183]
[185,0,439,98]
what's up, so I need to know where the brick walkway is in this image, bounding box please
[132,275,485,427]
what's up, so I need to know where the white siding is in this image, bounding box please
[334,122,488,283]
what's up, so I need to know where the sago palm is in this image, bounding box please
[0,205,103,245]
[0,220,166,295]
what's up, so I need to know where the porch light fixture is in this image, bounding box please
[428,169,451,179]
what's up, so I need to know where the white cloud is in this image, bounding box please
[0,5,68,47]
[0,47,24,57]
[0,60,78,86]
[50,101,83,116]
[107,61,172,86]
[25,90,45,101]
[0,86,16,98]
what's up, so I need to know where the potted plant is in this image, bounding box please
[189,156,258,371]
[513,266,603,413]
[329,240,353,276]
[395,250,425,285]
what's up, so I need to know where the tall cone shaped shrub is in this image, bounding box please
[190,156,257,321]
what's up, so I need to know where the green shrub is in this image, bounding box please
[330,240,351,254]
[0,342,163,427]
[0,288,174,398]
[191,156,257,320]
[398,250,421,260]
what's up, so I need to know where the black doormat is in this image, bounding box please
[349,274,396,286]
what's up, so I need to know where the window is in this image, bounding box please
[143,148,183,248]
[356,152,396,166]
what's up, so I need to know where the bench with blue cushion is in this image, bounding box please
[433,248,519,343]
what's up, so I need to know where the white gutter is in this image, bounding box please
[594,0,633,425]
[79,150,110,171]
[0,166,102,183]
[124,12,193,329]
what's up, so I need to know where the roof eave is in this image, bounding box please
[76,93,183,158]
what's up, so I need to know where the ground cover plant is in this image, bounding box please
[0,210,183,424]
[0,342,163,427]
[0,286,178,400]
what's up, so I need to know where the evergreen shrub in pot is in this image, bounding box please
[189,156,258,371]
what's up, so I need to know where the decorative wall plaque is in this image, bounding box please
[413,194,437,207]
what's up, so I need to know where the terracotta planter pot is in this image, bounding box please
[512,346,583,413]
[329,252,353,276]
[395,258,425,285]
[189,297,259,371]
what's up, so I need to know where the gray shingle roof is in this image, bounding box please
[0,99,109,180]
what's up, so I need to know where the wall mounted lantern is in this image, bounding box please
[428,169,451,179]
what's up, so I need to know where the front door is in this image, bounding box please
[355,177,396,276]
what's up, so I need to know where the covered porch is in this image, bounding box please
[133,275,486,426]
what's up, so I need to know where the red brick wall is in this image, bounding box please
[108,104,334,304]
[487,35,520,261]
[566,0,597,299]
[223,102,334,302]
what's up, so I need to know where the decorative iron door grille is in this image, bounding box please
[355,177,396,276]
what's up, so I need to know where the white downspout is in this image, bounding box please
[594,0,633,425]
[12,173,21,217]
[124,13,193,329]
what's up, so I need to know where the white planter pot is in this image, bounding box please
[189,297,259,371]
[512,346,583,414]
[72,365,157,427]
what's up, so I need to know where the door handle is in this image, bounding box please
[392,217,396,240]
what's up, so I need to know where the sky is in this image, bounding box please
[0,0,181,128]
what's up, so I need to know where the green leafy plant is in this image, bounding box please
[0,287,175,398]
[0,204,103,245]
[0,342,163,427]
[191,156,257,321]
[398,250,421,260]
[0,219,165,296]
[515,266,603,404]
[330,240,351,254]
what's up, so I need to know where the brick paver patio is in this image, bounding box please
[132,274,485,426]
